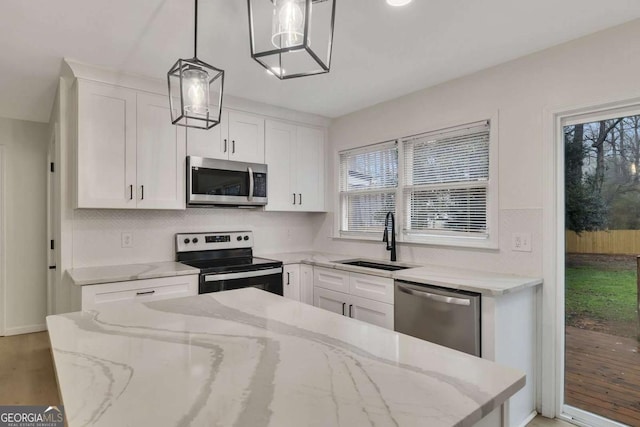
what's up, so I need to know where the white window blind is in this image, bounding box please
[339,142,398,234]
[403,121,490,238]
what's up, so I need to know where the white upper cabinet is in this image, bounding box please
[186,110,265,163]
[76,80,186,210]
[265,120,296,210]
[185,114,227,160]
[136,93,186,210]
[265,119,325,212]
[295,126,325,211]
[77,80,137,209]
[228,111,265,163]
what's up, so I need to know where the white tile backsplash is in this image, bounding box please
[72,208,324,268]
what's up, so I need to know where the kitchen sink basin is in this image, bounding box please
[337,259,413,271]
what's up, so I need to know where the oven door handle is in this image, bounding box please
[204,267,282,282]
[247,167,254,201]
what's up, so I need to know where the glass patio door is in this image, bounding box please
[562,111,640,427]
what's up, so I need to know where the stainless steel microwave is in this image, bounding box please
[187,156,268,207]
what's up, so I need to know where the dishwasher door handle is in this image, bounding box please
[397,285,471,306]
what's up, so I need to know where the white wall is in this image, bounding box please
[0,117,49,335]
[316,18,640,277]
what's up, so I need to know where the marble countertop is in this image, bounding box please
[47,289,525,427]
[67,261,200,286]
[259,251,542,296]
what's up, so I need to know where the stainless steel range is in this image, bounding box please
[176,231,283,295]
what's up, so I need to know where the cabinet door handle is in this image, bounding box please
[292,193,296,205]
[342,302,346,316]
[349,304,353,318]
[141,185,144,200]
[232,140,236,154]
[286,272,290,285]
[298,193,302,205]
[136,290,155,296]
[129,185,133,200]
[224,139,228,153]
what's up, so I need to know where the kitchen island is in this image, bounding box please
[47,288,525,426]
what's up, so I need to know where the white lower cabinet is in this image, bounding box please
[314,287,394,330]
[300,264,314,305]
[313,267,394,330]
[81,275,198,310]
[283,264,301,301]
[283,264,314,305]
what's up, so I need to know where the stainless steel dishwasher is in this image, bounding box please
[394,280,481,357]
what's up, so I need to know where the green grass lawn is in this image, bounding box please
[566,266,637,323]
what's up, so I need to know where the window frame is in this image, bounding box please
[335,114,499,249]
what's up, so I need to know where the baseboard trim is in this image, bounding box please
[517,411,538,427]
[3,323,47,336]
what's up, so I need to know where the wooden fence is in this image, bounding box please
[566,230,640,254]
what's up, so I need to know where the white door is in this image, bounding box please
[136,93,186,210]
[314,287,348,316]
[76,80,137,208]
[349,295,394,330]
[46,129,57,316]
[186,111,229,160]
[295,126,325,211]
[228,111,265,163]
[265,120,295,211]
[283,264,301,300]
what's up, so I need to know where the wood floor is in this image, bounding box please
[0,332,572,426]
[565,326,640,426]
[0,331,60,405]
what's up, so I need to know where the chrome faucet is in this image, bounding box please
[382,212,397,262]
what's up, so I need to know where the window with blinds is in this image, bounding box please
[402,121,490,238]
[339,142,398,235]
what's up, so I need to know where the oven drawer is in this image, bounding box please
[81,275,199,310]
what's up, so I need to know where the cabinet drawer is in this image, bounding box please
[349,272,394,304]
[313,267,350,293]
[81,275,198,310]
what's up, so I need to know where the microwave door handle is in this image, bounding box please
[247,167,254,201]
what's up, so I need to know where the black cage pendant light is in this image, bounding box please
[168,0,224,129]
[247,0,336,79]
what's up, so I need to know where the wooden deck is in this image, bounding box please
[565,326,640,426]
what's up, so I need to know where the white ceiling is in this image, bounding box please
[2,0,640,123]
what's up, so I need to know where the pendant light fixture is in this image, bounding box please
[247,0,336,80]
[167,0,224,129]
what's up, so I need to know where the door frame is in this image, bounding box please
[0,145,5,336]
[542,95,640,423]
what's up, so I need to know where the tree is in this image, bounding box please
[564,124,608,233]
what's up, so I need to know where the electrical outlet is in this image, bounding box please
[511,233,532,252]
[121,232,133,248]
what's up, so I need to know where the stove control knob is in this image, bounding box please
[237,236,242,241]
[243,235,249,241]
[184,238,190,244]
[192,238,199,244]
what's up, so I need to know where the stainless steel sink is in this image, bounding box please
[337,259,414,271]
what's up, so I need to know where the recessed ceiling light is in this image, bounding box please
[386,0,412,6]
